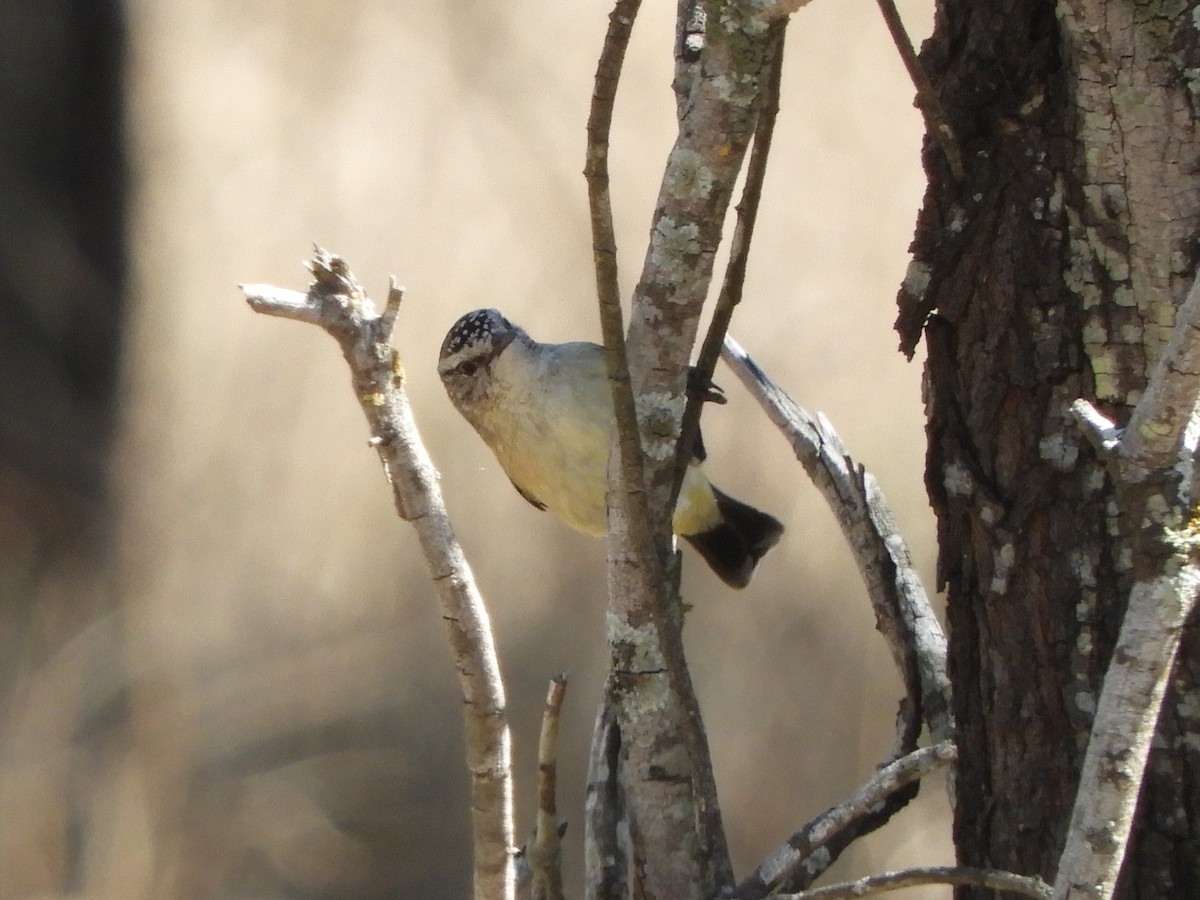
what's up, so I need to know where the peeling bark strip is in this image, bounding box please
[242,253,515,900]
[903,0,1200,896]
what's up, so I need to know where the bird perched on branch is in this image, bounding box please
[437,308,783,588]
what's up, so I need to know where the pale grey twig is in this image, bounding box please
[770,864,1051,899]
[242,249,515,900]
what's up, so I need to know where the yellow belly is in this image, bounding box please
[497,429,720,538]
[482,340,722,538]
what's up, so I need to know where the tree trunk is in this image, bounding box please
[900,0,1200,895]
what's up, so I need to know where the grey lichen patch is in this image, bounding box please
[942,460,975,499]
[1186,68,1200,98]
[1070,549,1098,589]
[990,542,1015,594]
[1074,688,1097,719]
[623,673,672,718]
[1176,691,1200,748]
[1142,491,1172,525]
[1040,432,1080,470]
[1084,462,1108,493]
[1112,284,1135,308]
[1082,318,1109,345]
[650,742,692,780]
[650,216,702,286]
[635,391,684,462]
[946,205,967,234]
[665,148,715,201]
[606,610,667,677]
[708,71,759,108]
[902,259,931,303]
[1089,349,1120,402]
[718,0,772,36]
[1049,174,1065,217]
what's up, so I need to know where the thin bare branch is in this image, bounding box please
[242,283,320,324]
[730,741,956,899]
[675,18,788,502]
[242,249,514,900]
[875,0,964,181]
[584,0,662,589]
[1069,399,1122,455]
[529,673,568,900]
[1051,566,1200,900]
[771,865,1052,899]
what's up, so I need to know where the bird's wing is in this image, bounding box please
[508,476,547,511]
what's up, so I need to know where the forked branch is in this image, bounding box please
[242,249,515,900]
[721,335,953,893]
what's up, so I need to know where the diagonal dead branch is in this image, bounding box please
[875,0,964,181]
[242,248,514,900]
[1052,567,1200,900]
[528,673,568,900]
[1054,267,1200,900]
[730,741,957,899]
[770,864,1051,899]
[720,334,952,893]
[1118,265,1200,471]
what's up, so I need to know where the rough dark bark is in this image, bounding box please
[901,0,1200,896]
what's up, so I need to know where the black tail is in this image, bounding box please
[682,488,783,589]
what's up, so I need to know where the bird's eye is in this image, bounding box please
[458,361,478,377]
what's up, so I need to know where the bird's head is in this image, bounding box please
[438,308,525,411]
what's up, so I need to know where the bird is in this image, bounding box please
[437,309,783,588]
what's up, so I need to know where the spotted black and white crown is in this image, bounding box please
[438,308,527,378]
[440,308,508,356]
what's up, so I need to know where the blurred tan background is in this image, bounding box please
[0,0,946,896]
